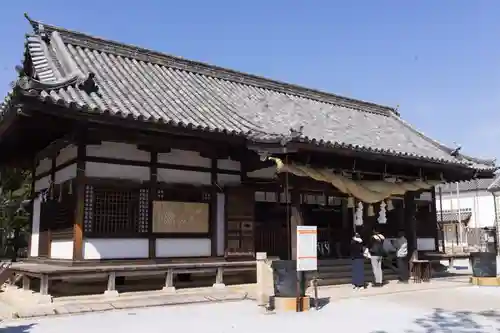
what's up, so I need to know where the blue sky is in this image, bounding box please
[0,1,499,160]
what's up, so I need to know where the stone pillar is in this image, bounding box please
[104,272,119,297]
[256,252,275,306]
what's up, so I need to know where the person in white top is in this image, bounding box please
[395,231,409,283]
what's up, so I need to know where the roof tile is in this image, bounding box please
[3,19,497,171]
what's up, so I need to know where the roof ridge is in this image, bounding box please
[24,15,397,116]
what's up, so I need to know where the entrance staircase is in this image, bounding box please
[311,259,399,286]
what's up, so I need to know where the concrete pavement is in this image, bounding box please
[2,278,500,332]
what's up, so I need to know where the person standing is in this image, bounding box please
[350,233,367,290]
[369,229,385,287]
[395,231,409,283]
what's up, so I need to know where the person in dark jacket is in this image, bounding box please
[369,229,385,287]
[350,233,367,290]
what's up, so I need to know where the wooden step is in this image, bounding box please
[317,273,399,286]
[309,259,399,286]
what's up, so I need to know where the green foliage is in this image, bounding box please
[0,167,31,233]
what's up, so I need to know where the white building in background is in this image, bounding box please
[436,179,496,229]
[435,177,498,250]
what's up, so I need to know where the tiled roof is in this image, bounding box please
[487,173,500,192]
[436,178,497,193]
[2,16,496,171]
[437,211,472,224]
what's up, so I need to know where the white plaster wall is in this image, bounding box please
[217,158,241,171]
[86,141,150,161]
[158,149,210,167]
[157,168,211,185]
[83,238,149,259]
[85,162,150,181]
[35,158,51,176]
[247,167,276,179]
[417,237,435,251]
[417,191,432,201]
[155,238,211,257]
[54,163,77,184]
[34,176,51,192]
[56,145,78,166]
[217,173,241,186]
[50,240,74,259]
[437,191,495,228]
[216,193,225,256]
[476,195,495,228]
[30,196,41,257]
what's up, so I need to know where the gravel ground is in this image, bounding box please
[2,285,500,333]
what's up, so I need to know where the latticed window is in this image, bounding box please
[84,185,148,234]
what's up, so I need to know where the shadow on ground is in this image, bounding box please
[1,324,36,333]
[372,308,500,333]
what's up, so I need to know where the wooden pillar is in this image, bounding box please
[38,156,56,257]
[149,150,158,259]
[27,159,36,257]
[404,191,418,259]
[72,134,86,261]
[430,188,439,252]
[290,189,303,260]
[211,158,218,256]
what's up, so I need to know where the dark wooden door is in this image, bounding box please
[254,203,290,260]
[225,187,255,254]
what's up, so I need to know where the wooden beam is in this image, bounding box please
[35,134,75,162]
[31,100,246,146]
[72,132,86,261]
[83,126,235,159]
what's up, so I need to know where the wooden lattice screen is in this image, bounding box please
[83,185,149,234]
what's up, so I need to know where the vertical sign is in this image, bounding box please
[296,225,317,271]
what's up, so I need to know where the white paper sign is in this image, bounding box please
[296,226,317,271]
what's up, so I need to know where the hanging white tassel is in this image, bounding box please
[386,199,394,211]
[367,204,375,217]
[347,196,355,208]
[378,201,387,224]
[355,201,364,226]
